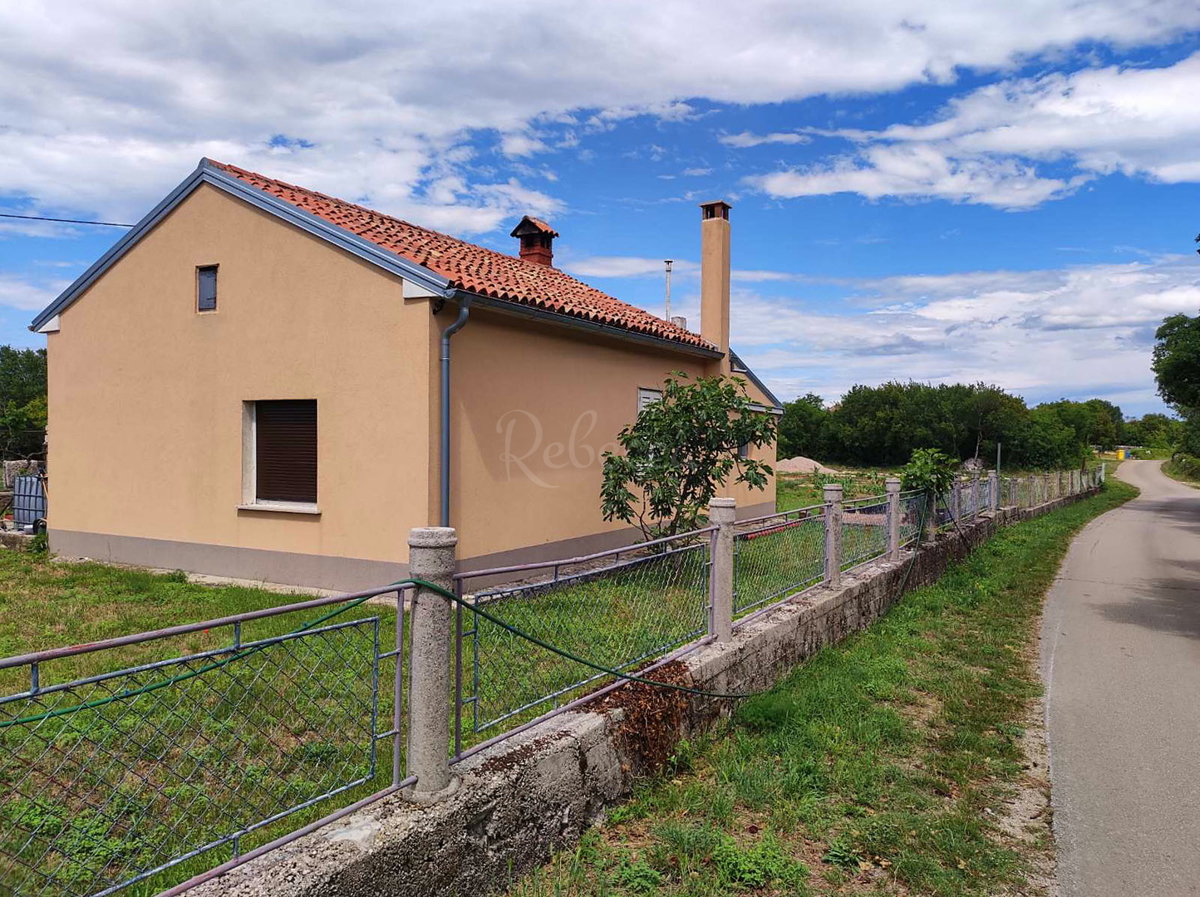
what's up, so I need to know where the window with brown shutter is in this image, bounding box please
[253,400,317,504]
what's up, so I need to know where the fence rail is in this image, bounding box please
[0,464,1105,895]
[451,530,713,759]
[733,504,825,616]
[0,584,412,897]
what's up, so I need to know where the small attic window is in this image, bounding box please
[197,265,218,312]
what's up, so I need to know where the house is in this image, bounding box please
[30,160,781,590]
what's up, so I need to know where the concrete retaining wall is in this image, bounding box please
[195,490,1096,897]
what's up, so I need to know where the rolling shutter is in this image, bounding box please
[255,400,317,503]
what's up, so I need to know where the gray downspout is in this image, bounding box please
[440,295,471,528]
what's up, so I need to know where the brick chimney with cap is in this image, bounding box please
[699,200,732,365]
[510,215,559,267]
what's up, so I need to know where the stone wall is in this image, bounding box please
[194,489,1096,897]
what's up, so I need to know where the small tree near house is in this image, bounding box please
[600,372,776,541]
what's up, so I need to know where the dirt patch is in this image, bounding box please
[776,456,840,474]
[991,694,1057,896]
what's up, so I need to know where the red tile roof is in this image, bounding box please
[209,161,712,351]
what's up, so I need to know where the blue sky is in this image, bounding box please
[3,3,1200,416]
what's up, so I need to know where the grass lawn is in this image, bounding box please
[0,555,399,896]
[1162,455,1200,488]
[507,479,1138,897]
[0,548,712,896]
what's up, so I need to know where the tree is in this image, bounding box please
[777,392,827,459]
[1124,413,1182,448]
[0,347,46,460]
[600,373,776,540]
[1153,314,1200,409]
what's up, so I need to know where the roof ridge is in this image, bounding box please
[210,159,518,255]
[206,159,712,351]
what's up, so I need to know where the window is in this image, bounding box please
[197,265,218,311]
[637,387,662,413]
[243,400,318,508]
[737,442,750,460]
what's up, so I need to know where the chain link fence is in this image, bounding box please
[732,506,825,617]
[452,531,712,754]
[0,585,411,897]
[0,464,1105,895]
[840,496,888,570]
[898,491,927,548]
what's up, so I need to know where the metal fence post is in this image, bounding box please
[406,526,458,802]
[708,497,736,642]
[823,483,843,587]
[987,470,998,512]
[950,477,960,523]
[885,478,901,561]
[971,471,981,522]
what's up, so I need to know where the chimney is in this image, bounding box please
[510,215,559,267]
[699,200,731,360]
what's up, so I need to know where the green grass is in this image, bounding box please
[1162,454,1200,488]
[506,479,1138,897]
[0,548,713,895]
[0,557,399,895]
[777,470,895,512]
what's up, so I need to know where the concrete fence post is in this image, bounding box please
[950,477,960,524]
[406,526,458,803]
[971,471,982,523]
[988,470,999,512]
[885,477,901,561]
[823,483,843,588]
[708,497,736,642]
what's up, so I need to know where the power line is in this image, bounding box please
[0,212,134,228]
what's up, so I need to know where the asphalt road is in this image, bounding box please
[1042,460,1200,896]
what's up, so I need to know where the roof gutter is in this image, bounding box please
[440,293,472,528]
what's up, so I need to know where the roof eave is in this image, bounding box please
[464,292,723,359]
[29,159,455,332]
[730,349,784,411]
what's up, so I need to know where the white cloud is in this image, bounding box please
[751,52,1200,209]
[719,255,1200,413]
[564,257,698,279]
[0,274,70,311]
[498,132,550,158]
[2,0,1199,229]
[751,142,1086,209]
[719,131,811,148]
[562,255,805,284]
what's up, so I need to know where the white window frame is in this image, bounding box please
[238,401,321,514]
[637,387,662,413]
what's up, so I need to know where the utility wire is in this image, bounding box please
[0,212,134,228]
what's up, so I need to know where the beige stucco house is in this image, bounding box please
[30,160,780,590]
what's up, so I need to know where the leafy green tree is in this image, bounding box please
[901,448,957,538]
[1154,314,1200,409]
[1124,413,1183,448]
[0,347,46,460]
[777,393,827,459]
[600,373,775,540]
